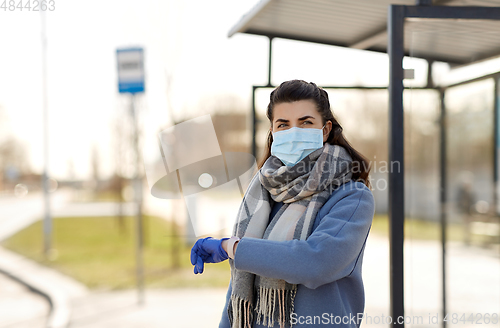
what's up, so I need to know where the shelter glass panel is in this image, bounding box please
[407,26,500,328]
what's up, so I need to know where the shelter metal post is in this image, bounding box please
[405,5,500,19]
[439,89,447,328]
[426,60,434,89]
[268,37,273,87]
[494,76,499,216]
[251,86,257,159]
[416,0,433,5]
[388,5,405,327]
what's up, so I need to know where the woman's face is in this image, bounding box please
[270,99,332,143]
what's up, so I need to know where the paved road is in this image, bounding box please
[0,189,71,241]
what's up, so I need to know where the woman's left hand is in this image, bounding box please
[190,237,229,274]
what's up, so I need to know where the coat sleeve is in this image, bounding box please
[233,184,375,290]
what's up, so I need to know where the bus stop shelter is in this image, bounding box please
[229,1,500,326]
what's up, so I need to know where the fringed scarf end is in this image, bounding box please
[228,294,254,328]
[255,285,297,328]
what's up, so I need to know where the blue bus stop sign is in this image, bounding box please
[116,47,145,94]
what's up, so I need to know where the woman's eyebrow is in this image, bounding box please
[275,115,316,122]
[275,116,316,123]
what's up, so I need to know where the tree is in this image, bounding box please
[0,106,31,189]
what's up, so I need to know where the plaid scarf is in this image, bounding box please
[228,143,353,328]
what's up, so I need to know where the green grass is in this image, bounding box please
[91,190,123,202]
[3,213,488,291]
[72,190,123,202]
[371,214,475,242]
[1,216,230,290]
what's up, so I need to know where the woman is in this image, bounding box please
[190,80,375,328]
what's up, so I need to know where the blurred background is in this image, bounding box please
[0,0,499,327]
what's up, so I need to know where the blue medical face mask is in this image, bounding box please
[271,124,326,166]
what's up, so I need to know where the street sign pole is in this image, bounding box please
[131,94,144,305]
[116,47,145,306]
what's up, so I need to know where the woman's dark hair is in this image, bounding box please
[257,79,371,188]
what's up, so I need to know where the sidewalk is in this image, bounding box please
[0,188,231,328]
[1,189,499,327]
[0,271,49,328]
[0,246,88,328]
[68,288,228,328]
[2,232,498,328]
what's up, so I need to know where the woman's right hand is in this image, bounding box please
[190,237,229,274]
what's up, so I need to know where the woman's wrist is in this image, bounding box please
[223,236,240,259]
[233,240,239,256]
[221,239,229,254]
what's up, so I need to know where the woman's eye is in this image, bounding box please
[302,121,313,125]
[278,123,286,128]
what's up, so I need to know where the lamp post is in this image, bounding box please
[40,7,52,259]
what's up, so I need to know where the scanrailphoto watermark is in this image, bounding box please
[290,312,500,326]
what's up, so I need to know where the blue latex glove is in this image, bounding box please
[190,237,229,274]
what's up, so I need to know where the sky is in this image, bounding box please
[1,0,499,183]
[0,0,268,181]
